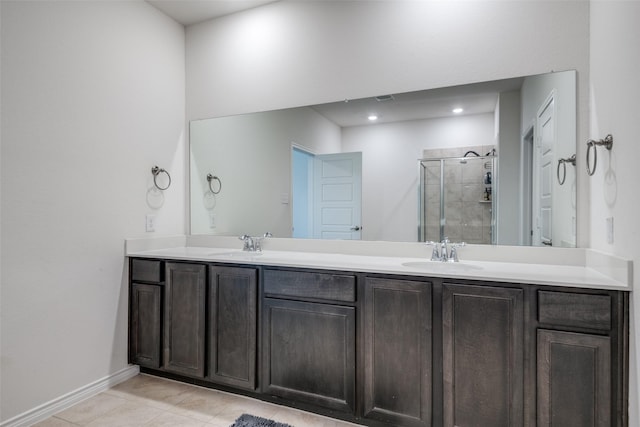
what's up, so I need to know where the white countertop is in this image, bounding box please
[126,245,631,291]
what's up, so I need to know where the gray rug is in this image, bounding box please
[229,413,294,427]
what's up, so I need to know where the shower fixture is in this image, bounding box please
[460,150,480,164]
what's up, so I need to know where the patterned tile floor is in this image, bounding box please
[33,374,360,427]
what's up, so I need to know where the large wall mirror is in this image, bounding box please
[190,70,576,247]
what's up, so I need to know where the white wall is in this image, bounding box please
[0,1,185,421]
[341,114,495,241]
[496,90,521,245]
[589,2,640,424]
[185,0,591,245]
[190,107,341,237]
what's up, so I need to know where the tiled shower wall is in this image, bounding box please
[422,145,495,245]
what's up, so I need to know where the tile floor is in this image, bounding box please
[33,374,360,427]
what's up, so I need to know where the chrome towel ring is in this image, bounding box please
[207,173,222,194]
[151,165,171,190]
[557,154,576,185]
[586,134,613,176]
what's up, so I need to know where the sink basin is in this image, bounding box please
[208,251,263,259]
[401,261,483,272]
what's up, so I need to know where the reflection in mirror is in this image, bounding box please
[420,152,497,245]
[190,70,576,246]
[292,150,362,240]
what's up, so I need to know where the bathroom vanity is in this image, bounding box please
[127,245,629,427]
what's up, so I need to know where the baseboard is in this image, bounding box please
[0,365,140,427]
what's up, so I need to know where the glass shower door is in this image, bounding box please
[419,156,495,244]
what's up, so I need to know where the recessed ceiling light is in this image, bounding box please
[452,108,464,114]
[368,115,378,121]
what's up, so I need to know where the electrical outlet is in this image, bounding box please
[606,217,614,244]
[146,214,156,232]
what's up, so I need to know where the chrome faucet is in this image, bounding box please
[239,232,272,252]
[440,237,450,262]
[448,241,465,262]
[253,232,272,252]
[426,238,465,262]
[239,235,255,252]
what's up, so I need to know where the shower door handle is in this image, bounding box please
[350,226,361,231]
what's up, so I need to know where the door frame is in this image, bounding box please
[520,123,535,246]
[291,144,316,238]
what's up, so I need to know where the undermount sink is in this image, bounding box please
[207,250,263,258]
[401,261,483,272]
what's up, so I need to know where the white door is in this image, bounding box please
[312,152,362,239]
[532,93,555,247]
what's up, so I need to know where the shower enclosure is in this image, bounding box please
[419,152,497,245]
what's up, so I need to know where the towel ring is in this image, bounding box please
[586,134,613,176]
[557,154,576,185]
[151,166,171,190]
[207,173,222,194]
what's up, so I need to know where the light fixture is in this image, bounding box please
[452,107,464,114]
[368,114,378,121]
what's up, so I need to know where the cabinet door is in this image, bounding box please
[262,298,356,413]
[363,277,432,427]
[164,263,206,378]
[208,266,257,390]
[130,283,162,368]
[442,283,524,427]
[537,330,611,427]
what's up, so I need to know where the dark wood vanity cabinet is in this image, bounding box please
[535,290,626,427]
[163,262,207,378]
[129,258,628,427]
[262,269,357,413]
[364,279,626,427]
[129,259,259,386]
[363,277,432,427]
[537,330,611,427]
[129,259,164,369]
[442,283,524,427]
[207,265,258,390]
[130,283,162,368]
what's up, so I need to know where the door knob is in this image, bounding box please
[350,226,361,231]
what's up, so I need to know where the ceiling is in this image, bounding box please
[146,0,278,26]
[311,77,525,128]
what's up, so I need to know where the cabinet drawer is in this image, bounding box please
[131,259,163,283]
[264,269,356,302]
[538,291,611,331]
